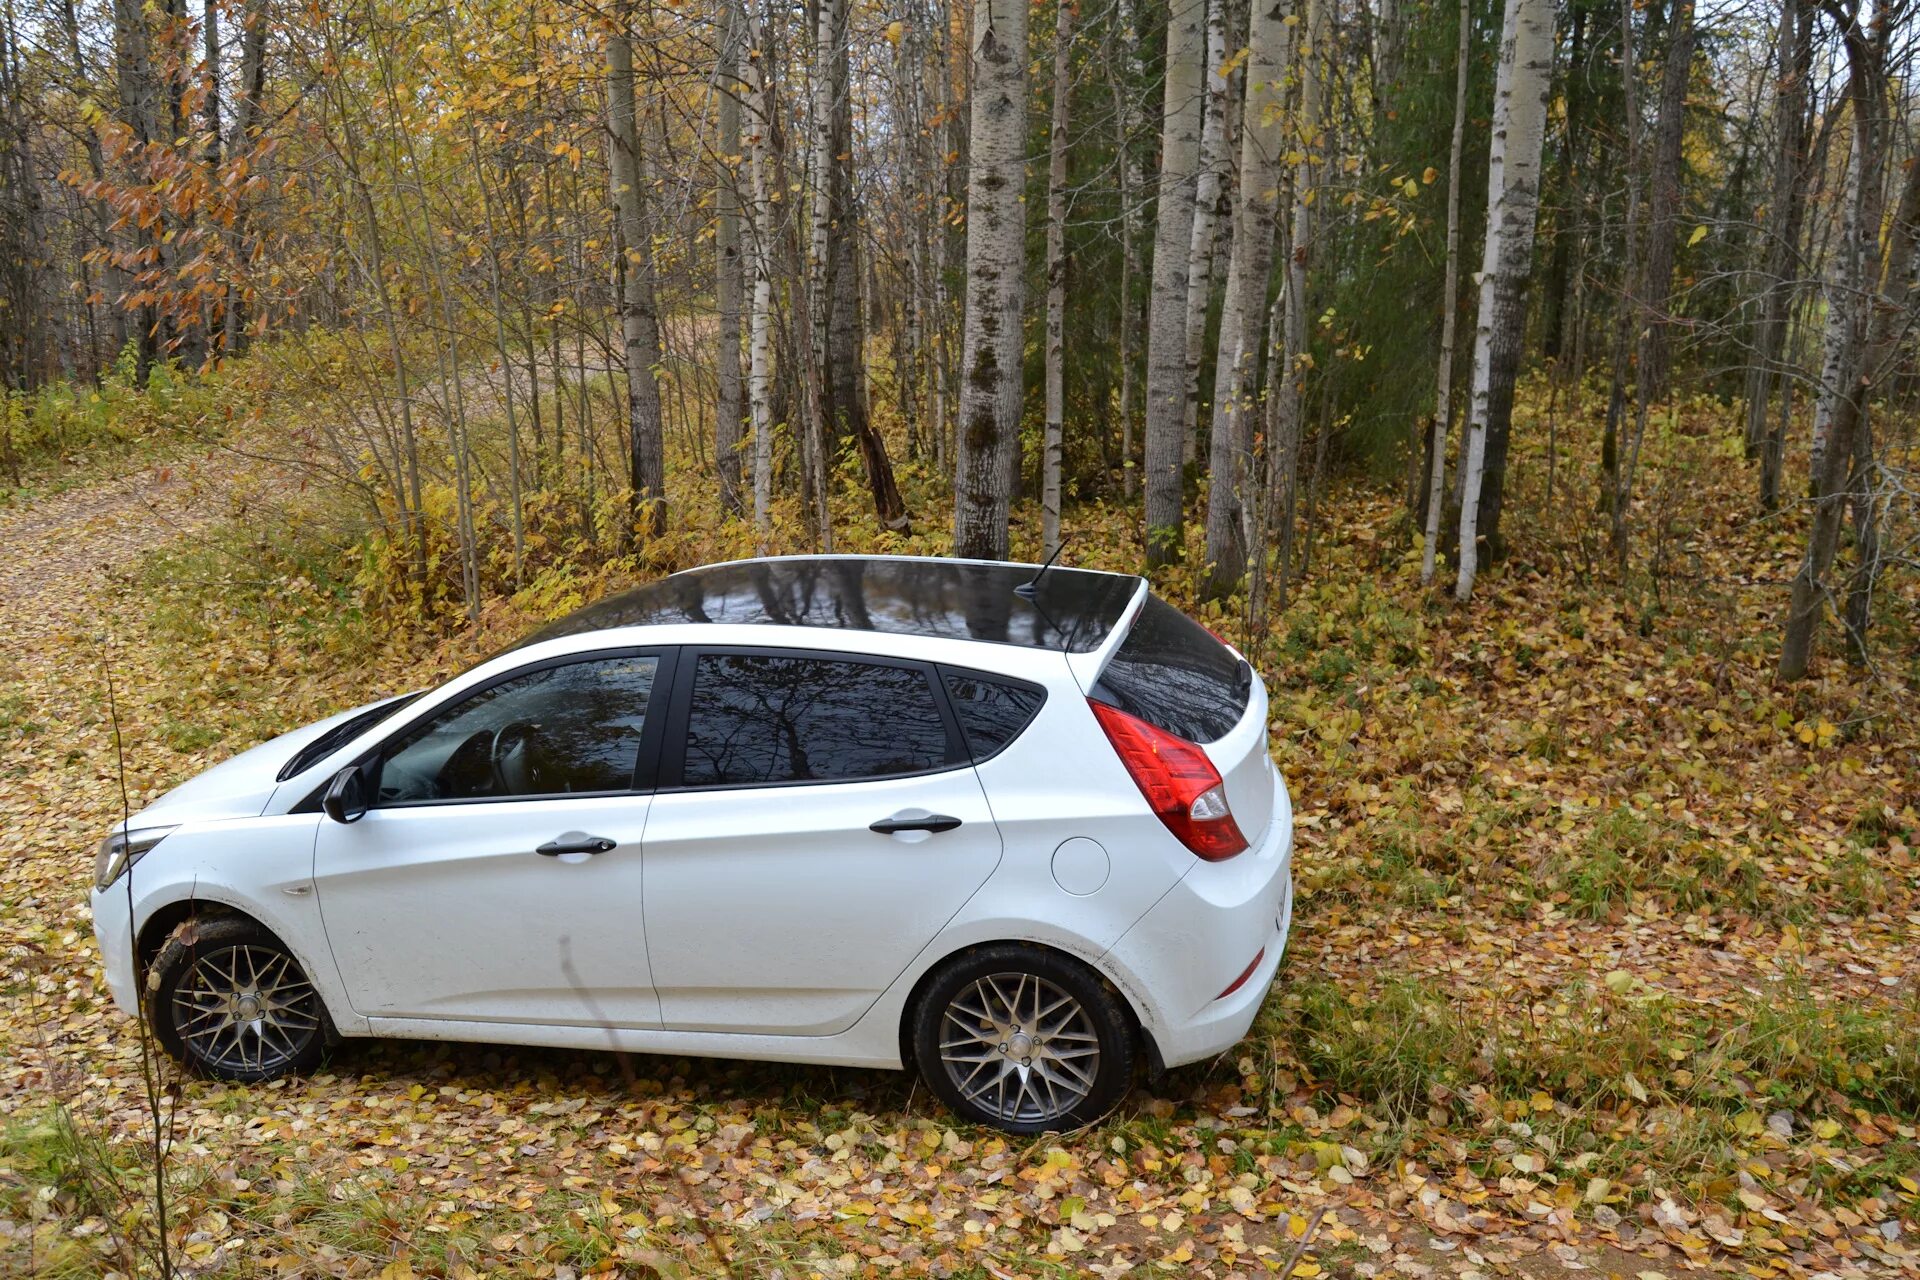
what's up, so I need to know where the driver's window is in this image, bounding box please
[375,654,659,805]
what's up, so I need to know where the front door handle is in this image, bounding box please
[869,812,962,835]
[537,832,617,856]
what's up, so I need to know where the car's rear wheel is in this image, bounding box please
[145,916,329,1081]
[910,945,1134,1133]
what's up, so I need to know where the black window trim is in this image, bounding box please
[937,664,1048,766]
[291,646,678,813]
[658,644,969,794]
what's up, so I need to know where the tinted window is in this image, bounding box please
[376,655,658,804]
[943,671,1045,761]
[1090,597,1250,744]
[680,654,952,786]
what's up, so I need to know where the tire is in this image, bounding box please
[910,944,1135,1133]
[144,915,331,1082]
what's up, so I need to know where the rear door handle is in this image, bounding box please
[537,832,617,856]
[869,812,962,835]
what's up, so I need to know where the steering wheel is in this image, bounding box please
[490,721,541,795]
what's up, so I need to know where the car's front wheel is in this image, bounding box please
[144,915,330,1081]
[910,945,1135,1133]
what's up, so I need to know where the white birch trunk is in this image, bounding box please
[804,0,840,539]
[715,0,746,515]
[1420,0,1470,586]
[1182,0,1231,466]
[1042,0,1074,557]
[1454,0,1552,601]
[952,0,1029,559]
[1199,0,1289,597]
[1142,0,1209,565]
[746,0,775,537]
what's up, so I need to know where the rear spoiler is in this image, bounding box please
[1064,577,1150,696]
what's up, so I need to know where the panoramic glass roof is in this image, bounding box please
[514,557,1141,654]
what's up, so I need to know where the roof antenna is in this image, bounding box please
[1014,536,1072,601]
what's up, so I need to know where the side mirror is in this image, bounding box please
[322,765,369,824]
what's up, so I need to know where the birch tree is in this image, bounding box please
[715,0,747,516]
[1142,0,1209,566]
[1454,0,1553,601]
[952,0,1030,560]
[1420,0,1471,587]
[1182,0,1232,464]
[1780,0,1889,678]
[1042,0,1075,557]
[606,17,668,539]
[746,0,776,537]
[1200,0,1289,598]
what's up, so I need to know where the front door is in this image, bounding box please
[314,650,669,1029]
[641,648,1003,1035]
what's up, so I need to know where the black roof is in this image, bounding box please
[514,556,1141,654]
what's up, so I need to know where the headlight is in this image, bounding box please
[93,826,178,891]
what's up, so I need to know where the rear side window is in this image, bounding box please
[942,670,1045,762]
[1090,597,1250,744]
[679,653,954,787]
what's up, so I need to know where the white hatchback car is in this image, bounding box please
[92,555,1293,1132]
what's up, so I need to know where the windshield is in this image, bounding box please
[277,693,424,781]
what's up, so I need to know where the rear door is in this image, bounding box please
[640,647,1002,1035]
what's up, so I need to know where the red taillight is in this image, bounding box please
[1088,699,1248,860]
[1217,948,1265,999]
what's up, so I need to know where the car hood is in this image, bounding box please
[130,697,404,828]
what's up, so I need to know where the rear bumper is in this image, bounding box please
[1102,769,1294,1068]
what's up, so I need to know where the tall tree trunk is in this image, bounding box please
[1142,0,1208,565]
[952,0,1029,559]
[1262,0,1324,605]
[825,34,908,531]
[1537,0,1589,362]
[220,0,266,356]
[746,0,777,538]
[1182,0,1230,466]
[1598,0,1643,521]
[805,0,840,539]
[1778,1,1885,678]
[1114,0,1146,499]
[715,0,747,516]
[1042,0,1075,557]
[1420,0,1471,586]
[607,21,668,539]
[111,0,162,379]
[1840,143,1920,658]
[1455,0,1553,600]
[1748,0,1813,508]
[1610,0,1693,565]
[1199,0,1289,598]
[58,0,126,374]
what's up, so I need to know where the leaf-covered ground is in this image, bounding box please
[2,379,1916,1278]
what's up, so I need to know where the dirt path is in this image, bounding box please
[0,448,294,634]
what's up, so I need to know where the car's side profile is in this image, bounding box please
[91,555,1294,1132]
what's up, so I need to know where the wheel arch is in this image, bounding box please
[135,898,257,981]
[895,938,1163,1076]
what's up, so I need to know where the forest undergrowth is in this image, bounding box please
[1,368,1916,1278]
